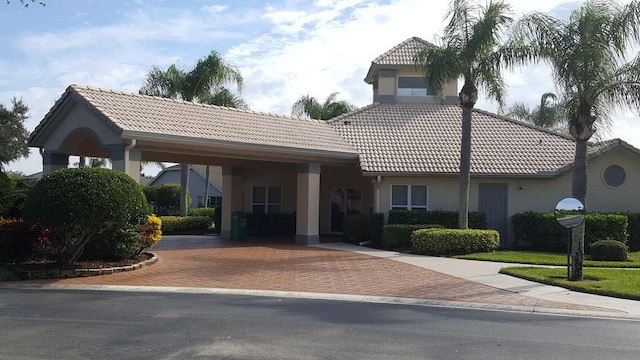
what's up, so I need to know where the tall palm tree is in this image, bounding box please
[507,92,566,130]
[415,0,513,229]
[291,92,357,120]
[140,51,244,216]
[511,0,640,280]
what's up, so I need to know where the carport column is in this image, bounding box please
[221,166,244,239]
[42,151,68,175]
[109,143,141,183]
[296,163,321,245]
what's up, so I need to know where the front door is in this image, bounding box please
[479,183,508,246]
[330,187,362,232]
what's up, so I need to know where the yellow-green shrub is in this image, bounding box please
[140,215,162,249]
[411,228,499,256]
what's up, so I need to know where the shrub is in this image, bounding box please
[160,216,211,234]
[512,212,628,252]
[411,228,499,256]
[188,207,215,220]
[144,183,191,215]
[0,218,37,263]
[625,213,640,252]
[0,172,13,216]
[342,214,369,244]
[369,213,384,245]
[590,240,628,261]
[213,206,222,234]
[246,213,296,236]
[382,224,443,248]
[139,214,162,251]
[81,226,141,261]
[23,168,150,266]
[388,210,487,229]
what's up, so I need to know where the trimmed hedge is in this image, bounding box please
[188,207,215,220]
[246,213,296,236]
[369,213,384,245]
[626,213,640,252]
[388,210,487,229]
[160,216,211,234]
[511,212,628,252]
[382,224,443,248]
[590,240,628,261]
[343,214,369,244]
[411,228,499,256]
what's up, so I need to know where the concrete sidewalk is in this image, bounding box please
[3,235,638,319]
[314,242,640,318]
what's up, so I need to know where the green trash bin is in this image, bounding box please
[231,212,247,240]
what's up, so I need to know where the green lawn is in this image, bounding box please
[455,250,640,268]
[499,267,640,301]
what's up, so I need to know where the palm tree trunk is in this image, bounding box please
[570,138,588,281]
[78,156,86,168]
[180,163,190,216]
[458,107,472,229]
[204,165,211,207]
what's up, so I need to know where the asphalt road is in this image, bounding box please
[1,288,639,360]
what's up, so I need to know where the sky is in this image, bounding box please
[1,0,639,176]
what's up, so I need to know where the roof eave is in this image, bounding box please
[122,131,359,161]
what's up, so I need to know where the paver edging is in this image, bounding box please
[8,253,157,280]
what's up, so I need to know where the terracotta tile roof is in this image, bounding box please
[365,37,434,83]
[329,103,579,176]
[30,85,358,158]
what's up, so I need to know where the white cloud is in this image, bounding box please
[3,0,640,176]
[201,5,228,14]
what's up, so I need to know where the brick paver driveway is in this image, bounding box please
[20,235,615,313]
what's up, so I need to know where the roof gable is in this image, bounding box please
[365,37,434,83]
[30,85,358,159]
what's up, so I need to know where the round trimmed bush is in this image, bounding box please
[23,168,150,265]
[590,240,628,261]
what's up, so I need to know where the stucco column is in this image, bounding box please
[110,143,141,183]
[221,166,244,239]
[296,163,321,245]
[42,151,68,175]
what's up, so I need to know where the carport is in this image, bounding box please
[27,85,361,244]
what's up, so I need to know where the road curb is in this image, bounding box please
[3,283,638,321]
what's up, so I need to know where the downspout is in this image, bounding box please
[123,139,137,175]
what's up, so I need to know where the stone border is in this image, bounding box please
[12,253,157,280]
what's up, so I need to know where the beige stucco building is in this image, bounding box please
[27,37,640,247]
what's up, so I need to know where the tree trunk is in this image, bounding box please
[570,138,588,281]
[458,107,472,229]
[180,163,190,216]
[457,79,476,229]
[78,156,86,168]
[204,165,211,208]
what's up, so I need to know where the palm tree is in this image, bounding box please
[291,92,357,120]
[510,0,640,280]
[140,51,244,216]
[415,0,513,229]
[507,92,566,131]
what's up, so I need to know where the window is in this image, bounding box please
[208,196,222,207]
[391,185,428,210]
[252,186,282,214]
[602,164,626,188]
[397,77,428,96]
